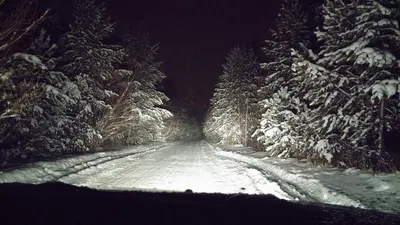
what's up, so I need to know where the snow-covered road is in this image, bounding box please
[59,141,292,200]
[1,141,399,213]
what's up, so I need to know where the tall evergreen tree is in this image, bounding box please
[60,0,125,149]
[254,0,313,157]
[0,30,83,163]
[98,30,171,145]
[204,46,259,145]
[292,0,400,171]
[122,31,171,144]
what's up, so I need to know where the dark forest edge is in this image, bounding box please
[204,0,400,172]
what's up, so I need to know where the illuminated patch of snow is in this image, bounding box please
[215,148,363,208]
[0,143,171,184]
[60,142,293,201]
[216,144,400,214]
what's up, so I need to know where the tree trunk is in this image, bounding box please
[379,99,385,155]
[245,99,248,146]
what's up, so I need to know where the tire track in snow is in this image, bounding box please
[65,141,299,197]
[0,144,170,184]
[56,147,167,182]
[229,160,315,202]
[209,143,365,209]
[60,146,173,187]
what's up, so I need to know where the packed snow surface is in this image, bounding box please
[0,141,399,214]
[0,143,171,184]
[59,141,292,199]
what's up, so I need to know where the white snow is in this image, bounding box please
[1,141,399,214]
[215,147,362,208]
[262,127,281,138]
[355,47,396,67]
[33,105,43,114]
[216,144,400,214]
[62,80,81,100]
[59,141,292,199]
[13,53,47,70]
[314,139,334,163]
[0,143,171,184]
[0,142,293,200]
[374,0,391,16]
[368,79,400,100]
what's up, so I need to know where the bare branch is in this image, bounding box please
[0,0,50,55]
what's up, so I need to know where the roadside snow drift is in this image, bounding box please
[216,144,400,214]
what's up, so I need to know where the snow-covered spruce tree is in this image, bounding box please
[254,0,313,157]
[204,46,259,145]
[123,32,171,144]
[60,0,125,150]
[292,0,400,171]
[98,30,171,145]
[0,30,83,164]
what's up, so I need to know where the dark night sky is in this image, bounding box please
[42,0,283,121]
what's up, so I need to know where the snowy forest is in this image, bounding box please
[0,0,198,165]
[1,0,400,173]
[205,0,400,172]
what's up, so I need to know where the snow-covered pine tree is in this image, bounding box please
[0,29,84,164]
[204,88,230,143]
[204,46,259,145]
[261,0,311,94]
[99,29,171,145]
[0,52,47,163]
[60,0,125,149]
[238,47,261,147]
[254,0,313,157]
[292,0,400,171]
[291,50,341,163]
[124,32,172,144]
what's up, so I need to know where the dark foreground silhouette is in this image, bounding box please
[0,182,399,225]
